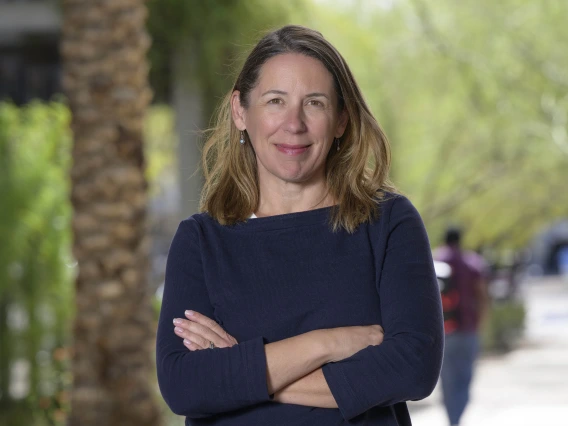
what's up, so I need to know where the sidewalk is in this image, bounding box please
[408,277,568,426]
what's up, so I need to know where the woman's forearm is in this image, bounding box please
[273,368,338,408]
[264,329,332,395]
[265,324,383,397]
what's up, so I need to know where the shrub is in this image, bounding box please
[481,300,526,353]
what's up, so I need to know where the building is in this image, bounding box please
[0,0,61,104]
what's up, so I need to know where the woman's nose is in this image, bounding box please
[283,105,307,134]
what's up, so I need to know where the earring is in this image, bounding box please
[335,137,340,151]
[240,131,245,145]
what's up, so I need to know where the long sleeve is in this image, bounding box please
[156,218,271,418]
[322,196,444,420]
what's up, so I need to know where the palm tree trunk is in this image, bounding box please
[61,1,161,424]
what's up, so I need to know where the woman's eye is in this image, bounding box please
[308,100,324,107]
[268,98,282,105]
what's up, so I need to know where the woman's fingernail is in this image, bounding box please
[174,327,183,333]
[183,339,191,345]
[173,318,181,325]
[185,310,194,316]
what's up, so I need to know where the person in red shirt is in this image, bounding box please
[434,226,489,426]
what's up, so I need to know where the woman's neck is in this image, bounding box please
[255,179,335,218]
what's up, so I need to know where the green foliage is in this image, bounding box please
[481,301,526,352]
[144,105,178,196]
[0,101,74,425]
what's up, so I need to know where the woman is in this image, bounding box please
[156,25,443,425]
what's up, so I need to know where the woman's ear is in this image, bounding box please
[231,91,246,131]
[335,108,349,138]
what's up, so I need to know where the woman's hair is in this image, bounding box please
[200,25,396,232]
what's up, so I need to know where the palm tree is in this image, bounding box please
[61,1,161,424]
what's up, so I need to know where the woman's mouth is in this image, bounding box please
[275,144,311,156]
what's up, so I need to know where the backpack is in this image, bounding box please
[433,260,460,334]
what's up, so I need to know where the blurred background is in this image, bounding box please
[1,0,567,425]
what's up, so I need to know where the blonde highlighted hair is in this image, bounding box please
[200,25,396,232]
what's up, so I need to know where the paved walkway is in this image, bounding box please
[408,277,568,426]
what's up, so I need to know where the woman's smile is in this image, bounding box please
[275,143,312,156]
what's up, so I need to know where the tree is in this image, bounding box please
[60,1,161,425]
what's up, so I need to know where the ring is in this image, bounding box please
[209,341,215,349]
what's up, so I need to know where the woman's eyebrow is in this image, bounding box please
[260,90,330,99]
[261,89,287,97]
[305,92,329,99]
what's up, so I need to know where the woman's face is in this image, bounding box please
[232,53,347,187]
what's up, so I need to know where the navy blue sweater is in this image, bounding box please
[156,194,444,425]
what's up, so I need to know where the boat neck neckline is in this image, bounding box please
[201,205,336,232]
[250,204,336,219]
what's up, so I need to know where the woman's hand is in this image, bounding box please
[326,324,384,363]
[173,310,238,351]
